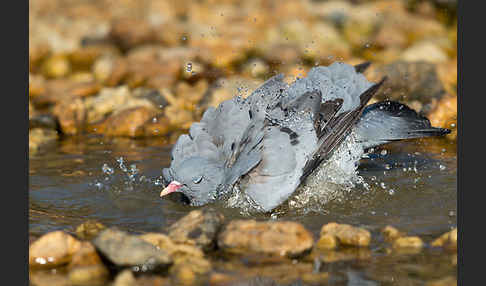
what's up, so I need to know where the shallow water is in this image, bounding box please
[29,134,457,284]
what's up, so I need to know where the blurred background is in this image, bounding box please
[29,0,457,151]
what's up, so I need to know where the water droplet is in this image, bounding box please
[388,189,395,195]
[186,62,192,73]
[380,149,387,156]
[102,163,114,175]
[181,35,187,41]
[439,164,446,171]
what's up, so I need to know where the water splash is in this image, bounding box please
[91,157,157,193]
[226,131,368,214]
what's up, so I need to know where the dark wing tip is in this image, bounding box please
[359,76,387,105]
[354,61,372,73]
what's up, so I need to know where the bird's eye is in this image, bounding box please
[192,175,203,184]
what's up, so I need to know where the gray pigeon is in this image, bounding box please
[160,62,450,212]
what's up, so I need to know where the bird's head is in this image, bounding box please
[160,157,224,206]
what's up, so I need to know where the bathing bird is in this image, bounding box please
[160,62,450,212]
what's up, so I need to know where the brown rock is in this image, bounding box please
[68,265,109,286]
[68,242,104,269]
[91,106,159,137]
[42,54,71,78]
[168,209,225,252]
[104,58,129,86]
[75,220,107,240]
[29,231,82,269]
[401,41,448,64]
[142,115,172,137]
[365,61,447,114]
[381,225,404,242]
[68,47,105,71]
[320,222,371,247]
[317,248,372,263]
[29,74,46,98]
[218,220,314,258]
[29,270,70,286]
[52,97,86,135]
[113,269,137,286]
[431,228,457,251]
[428,95,457,140]
[392,236,424,250]
[315,234,338,250]
[109,19,155,51]
[92,228,172,271]
[29,128,58,154]
[84,86,156,124]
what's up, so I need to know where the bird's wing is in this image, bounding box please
[353,101,451,149]
[242,90,322,211]
[242,63,386,211]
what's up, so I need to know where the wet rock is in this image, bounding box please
[218,220,314,258]
[103,58,129,86]
[92,228,172,272]
[29,128,59,154]
[109,19,155,51]
[428,95,457,140]
[392,236,424,250]
[202,77,263,109]
[29,270,70,286]
[425,276,457,286]
[437,59,457,96]
[401,41,448,64]
[68,46,110,72]
[431,228,457,251]
[314,248,372,263]
[32,79,98,108]
[29,231,82,269]
[168,209,225,252]
[113,269,137,286]
[67,241,105,269]
[342,6,381,49]
[68,265,109,286]
[90,106,159,137]
[141,114,172,137]
[29,114,58,131]
[75,220,107,240]
[29,74,46,98]
[139,232,212,278]
[52,97,86,135]
[320,222,371,247]
[381,225,405,242]
[315,234,338,250]
[42,54,72,78]
[365,61,447,114]
[83,86,156,124]
[242,59,269,78]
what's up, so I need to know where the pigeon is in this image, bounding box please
[160,62,450,212]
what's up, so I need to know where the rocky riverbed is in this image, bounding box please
[29,209,457,286]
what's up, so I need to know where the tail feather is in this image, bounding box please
[354,101,450,149]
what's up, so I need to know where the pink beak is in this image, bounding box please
[160,181,182,197]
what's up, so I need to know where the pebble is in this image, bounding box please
[431,228,457,251]
[218,219,314,258]
[29,231,82,269]
[92,228,172,272]
[320,222,371,247]
[168,209,225,252]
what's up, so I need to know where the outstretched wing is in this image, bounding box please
[242,62,385,211]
